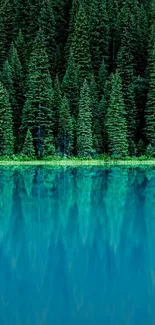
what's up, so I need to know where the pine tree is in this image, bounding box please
[22,128,35,157]
[98,58,108,98]
[13,0,31,44]
[0,0,15,69]
[77,80,93,157]
[58,95,73,156]
[9,43,25,151]
[107,0,120,72]
[106,72,128,158]
[39,0,57,78]
[0,81,14,156]
[137,139,145,156]
[21,29,53,158]
[98,95,107,153]
[15,30,27,74]
[52,75,62,142]
[62,51,79,152]
[145,143,154,158]
[117,44,136,154]
[52,0,69,45]
[145,41,155,146]
[65,0,80,60]
[1,60,15,109]
[0,15,6,69]
[89,74,101,153]
[43,131,55,157]
[62,51,79,120]
[52,0,70,77]
[72,5,92,86]
[117,0,138,58]
[90,0,109,76]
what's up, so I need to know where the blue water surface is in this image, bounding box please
[0,166,155,325]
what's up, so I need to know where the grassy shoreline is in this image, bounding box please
[0,159,155,166]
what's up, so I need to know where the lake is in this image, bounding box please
[0,166,155,325]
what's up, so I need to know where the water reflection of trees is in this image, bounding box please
[0,166,155,324]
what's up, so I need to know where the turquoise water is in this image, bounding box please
[0,166,155,324]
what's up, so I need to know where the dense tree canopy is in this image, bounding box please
[0,0,154,158]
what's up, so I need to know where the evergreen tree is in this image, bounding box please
[117,0,138,58]
[52,0,69,45]
[39,0,57,78]
[77,80,93,157]
[1,60,15,109]
[22,128,35,157]
[21,29,53,158]
[72,5,92,85]
[0,81,14,156]
[106,72,128,158]
[62,51,79,152]
[98,95,107,153]
[0,15,7,70]
[145,42,155,146]
[15,30,27,74]
[52,0,70,77]
[62,51,79,120]
[145,143,154,158]
[0,0,15,69]
[9,43,25,151]
[13,0,32,44]
[58,95,73,156]
[52,75,62,142]
[43,131,55,157]
[137,139,145,156]
[90,0,109,76]
[65,0,80,60]
[89,74,101,153]
[107,0,120,72]
[98,58,107,98]
[117,44,136,154]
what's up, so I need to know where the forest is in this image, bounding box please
[0,0,154,159]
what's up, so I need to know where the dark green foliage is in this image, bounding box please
[98,58,107,98]
[137,139,145,156]
[62,51,79,119]
[62,51,79,151]
[13,0,32,44]
[0,81,14,156]
[106,72,128,158]
[145,144,154,158]
[22,128,35,157]
[43,132,55,157]
[9,43,25,151]
[72,5,92,86]
[65,0,80,60]
[39,0,57,78]
[2,60,15,109]
[15,30,27,74]
[0,0,153,158]
[0,0,15,69]
[21,29,53,158]
[90,74,101,153]
[117,45,136,154]
[58,96,73,156]
[90,0,109,76]
[98,95,107,153]
[145,42,155,146]
[77,80,93,157]
[52,75,62,142]
[52,0,70,77]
